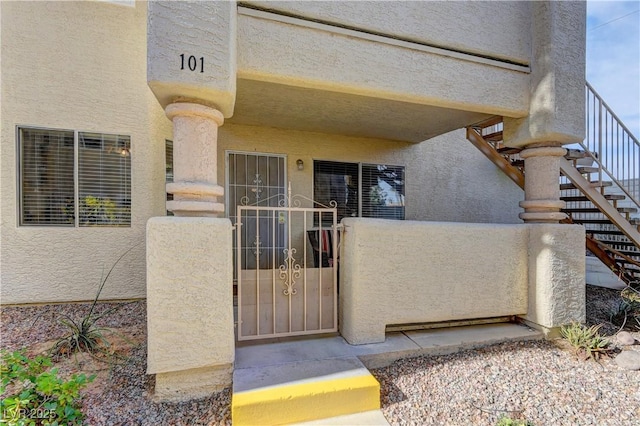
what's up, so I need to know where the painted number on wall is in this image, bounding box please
[180,54,204,73]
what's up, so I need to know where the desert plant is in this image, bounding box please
[47,246,137,361]
[1,350,94,425]
[496,415,534,426]
[609,298,640,331]
[560,322,612,361]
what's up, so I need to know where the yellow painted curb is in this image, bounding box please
[232,374,380,426]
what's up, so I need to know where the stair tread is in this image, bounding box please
[497,146,521,155]
[574,219,640,226]
[564,149,592,160]
[586,229,625,235]
[483,131,503,142]
[574,219,619,224]
[594,239,636,246]
[561,194,626,202]
[563,207,637,213]
[559,181,613,190]
[576,166,600,174]
[615,250,640,257]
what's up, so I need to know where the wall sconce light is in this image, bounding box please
[296,159,304,171]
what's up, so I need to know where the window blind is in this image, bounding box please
[19,127,131,227]
[313,161,359,223]
[20,128,75,226]
[313,160,405,223]
[78,132,131,226]
[165,139,174,215]
[361,163,405,220]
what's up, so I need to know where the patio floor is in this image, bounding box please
[233,323,543,425]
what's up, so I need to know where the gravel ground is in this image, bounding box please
[1,301,231,426]
[1,285,638,425]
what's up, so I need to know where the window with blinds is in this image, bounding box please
[313,160,405,223]
[313,161,359,223]
[19,127,131,227]
[361,163,405,220]
[165,139,173,216]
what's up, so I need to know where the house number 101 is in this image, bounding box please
[180,54,204,73]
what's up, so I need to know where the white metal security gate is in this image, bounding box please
[236,184,339,340]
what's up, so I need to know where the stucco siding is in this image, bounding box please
[236,11,530,118]
[339,218,529,344]
[244,1,532,65]
[0,1,172,304]
[1,1,529,305]
[218,124,523,224]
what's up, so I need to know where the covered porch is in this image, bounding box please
[144,0,587,414]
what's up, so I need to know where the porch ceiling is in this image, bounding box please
[227,79,493,143]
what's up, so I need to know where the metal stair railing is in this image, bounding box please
[466,82,640,289]
[581,82,640,209]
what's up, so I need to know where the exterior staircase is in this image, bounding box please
[467,82,640,289]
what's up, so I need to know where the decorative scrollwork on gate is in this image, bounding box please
[251,235,263,256]
[279,248,301,296]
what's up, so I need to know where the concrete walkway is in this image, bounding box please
[233,323,542,425]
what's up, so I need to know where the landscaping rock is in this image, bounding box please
[616,331,636,346]
[615,351,640,370]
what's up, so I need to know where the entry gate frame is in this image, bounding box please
[235,184,339,341]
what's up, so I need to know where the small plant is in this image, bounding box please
[48,246,137,361]
[609,298,640,331]
[496,415,534,426]
[560,322,612,361]
[1,350,94,425]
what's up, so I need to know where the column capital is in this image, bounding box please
[165,102,224,126]
[519,146,566,159]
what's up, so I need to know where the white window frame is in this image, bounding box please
[17,126,132,227]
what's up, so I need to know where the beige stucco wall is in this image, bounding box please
[525,224,586,334]
[0,1,172,304]
[147,1,237,116]
[339,218,530,344]
[1,1,527,305]
[147,217,234,400]
[504,1,586,147]
[236,10,530,118]
[340,219,586,344]
[245,1,532,65]
[218,124,523,224]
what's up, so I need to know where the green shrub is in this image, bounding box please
[560,322,611,360]
[1,350,94,425]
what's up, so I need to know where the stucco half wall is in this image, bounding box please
[339,219,529,344]
[339,219,585,344]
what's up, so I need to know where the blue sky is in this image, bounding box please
[587,1,640,137]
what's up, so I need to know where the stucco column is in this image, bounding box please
[165,102,225,217]
[519,146,567,223]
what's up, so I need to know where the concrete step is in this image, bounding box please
[232,323,543,425]
[292,410,390,425]
[232,357,380,425]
